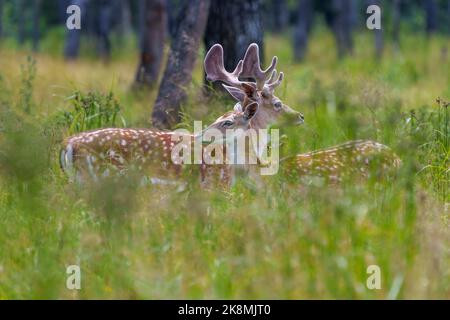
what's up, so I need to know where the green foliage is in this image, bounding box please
[409,98,449,201]
[59,90,126,135]
[0,32,448,299]
[19,56,36,114]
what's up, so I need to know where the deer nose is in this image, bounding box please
[297,113,305,124]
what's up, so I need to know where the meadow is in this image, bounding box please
[0,27,448,299]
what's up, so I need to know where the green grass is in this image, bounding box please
[0,29,448,299]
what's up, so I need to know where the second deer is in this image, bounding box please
[281,140,401,183]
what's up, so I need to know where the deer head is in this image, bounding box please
[195,101,259,145]
[204,43,304,130]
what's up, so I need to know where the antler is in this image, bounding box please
[204,44,244,88]
[204,43,284,104]
[266,70,284,90]
[241,43,279,90]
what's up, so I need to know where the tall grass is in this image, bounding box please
[58,90,126,135]
[0,31,448,299]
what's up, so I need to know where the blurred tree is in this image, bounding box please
[369,0,383,59]
[293,0,314,62]
[64,0,88,60]
[331,0,355,58]
[96,0,113,61]
[135,0,167,87]
[204,0,264,88]
[16,0,25,45]
[152,0,210,129]
[264,0,289,31]
[425,0,438,34]
[58,0,68,24]
[117,0,133,38]
[392,0,401,50]
[85,0,97,36]
[167,0,183,40]
[272,0,289,30]
[32,0,41,52]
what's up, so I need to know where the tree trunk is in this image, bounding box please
[85,0,97,37]
[167,0,183,40]
[331,0,354,59]
[293,0,314,62]
[272,0,289,31]
[17,0,26,45]
[32,0,41,52]
[58,0,68,24]
[373,0,383,59]
[374,27,383,59]
[117,0,133,37]
[425,0,438,34]
[204,0,264,88]
[135,0,167,87]
[152,0,210,129]
[64,0,87,60]
[97,0,113,62]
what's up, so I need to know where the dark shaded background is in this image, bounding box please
[0,0,449,128]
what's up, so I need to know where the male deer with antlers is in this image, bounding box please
[60,43,303,187]
[60,42,400,187]
[198,43,401,184]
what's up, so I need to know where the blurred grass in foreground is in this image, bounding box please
[0,30,448,299]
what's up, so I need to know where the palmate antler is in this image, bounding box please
[204,44,244,88]
[204,43,284,94]
[241,43,280,90]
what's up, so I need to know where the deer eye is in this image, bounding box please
[222,120,234,127]
[261,92,269,99]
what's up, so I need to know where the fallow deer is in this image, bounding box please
[205,43,304,130]
[282,140,402,183]
[202,43,304,183]
[61,41,399,187]
[60,100,259,187]
[208,45,401,184]
[60,43,304,187]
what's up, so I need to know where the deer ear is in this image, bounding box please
[222,84,246,102]
[243,102,258,121]
[242,82,257,98]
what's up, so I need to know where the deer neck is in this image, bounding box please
[250,113,271,131]
[235,102,271,131]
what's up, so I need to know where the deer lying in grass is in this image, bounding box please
[60,42,400,187]
[203,44,401,184]
[282,140,402,183]
[60,43,303,187]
